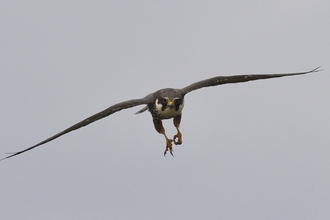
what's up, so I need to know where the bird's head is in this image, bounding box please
[154,89,184,118]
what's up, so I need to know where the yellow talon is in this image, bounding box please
[173,130,182,145]
[164,138,174,156]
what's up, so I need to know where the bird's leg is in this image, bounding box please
[164,135,173,156]
[173,114,182,145]
[153,119,174,156]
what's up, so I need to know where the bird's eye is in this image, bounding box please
[175,99,181,104]
[163,99,168,104]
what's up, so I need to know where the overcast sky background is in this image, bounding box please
[1,1,329,219]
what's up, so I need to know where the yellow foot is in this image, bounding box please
[164,138,174,156]
[173,131,182,145]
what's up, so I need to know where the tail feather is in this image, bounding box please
[135,105,148,114]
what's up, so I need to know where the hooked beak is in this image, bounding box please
[167,100,174,109]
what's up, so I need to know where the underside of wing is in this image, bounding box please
[2,96,152,160]
[180,67,321,95]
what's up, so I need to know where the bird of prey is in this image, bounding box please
[1,67,321,160]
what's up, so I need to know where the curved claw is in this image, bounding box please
[164,148,174,157]
[164,138,174,157]
[173,131,182,145]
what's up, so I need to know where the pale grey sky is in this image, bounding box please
[1,1,329,219]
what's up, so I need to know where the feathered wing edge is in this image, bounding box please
[2,67,322,160]
[180,67,322,95]
[1,96,152,160]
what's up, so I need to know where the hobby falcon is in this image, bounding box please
[1,67,321,160]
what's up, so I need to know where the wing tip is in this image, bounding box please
[1,151,25,161]
[0,153,15,161]
[311,66,322,73]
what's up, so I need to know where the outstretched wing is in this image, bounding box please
[180,67,321,95]
[2,97,151,160]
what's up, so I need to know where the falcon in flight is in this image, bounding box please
[2,67,321,160]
